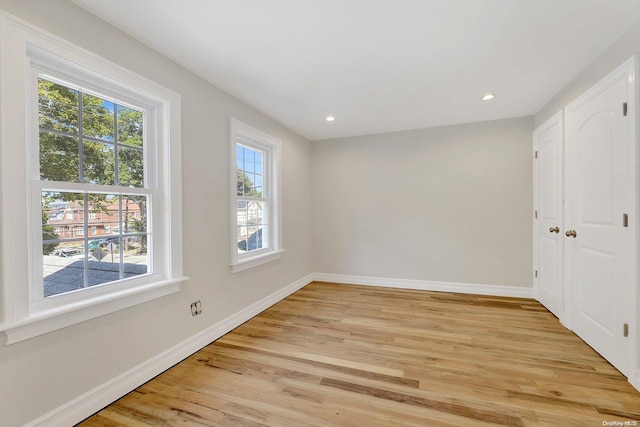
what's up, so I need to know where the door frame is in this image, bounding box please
[564,56,638,387]
[533,110,566,325]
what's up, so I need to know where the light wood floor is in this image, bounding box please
[79,281,640,426]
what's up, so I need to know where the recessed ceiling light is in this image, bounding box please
[481,93,496,101]
[326,115,335,122]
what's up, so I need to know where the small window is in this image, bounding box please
[229,119,283,272]
[236,144,266,253]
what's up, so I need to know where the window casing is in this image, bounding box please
[0,13,186,344]
[230,119,283,272]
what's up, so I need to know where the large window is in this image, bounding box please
[0,13,185,344]
[38,76,149,298]
[230,119,283,272]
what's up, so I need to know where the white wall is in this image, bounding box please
[311,117,533,288]
[0,1,313,426]
[536,19,640,126]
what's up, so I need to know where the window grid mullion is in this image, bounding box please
[78,90,84,183]
[83,192,89,289]
[237,196,269,203]
[38,181,152,196]
[118,195,124,279]
[114,105,119,186]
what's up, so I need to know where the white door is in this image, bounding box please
[533,112,564,321]
[565,57,636,376]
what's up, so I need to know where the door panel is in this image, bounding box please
[579,247,615,334]
[565,58,636,376]
[578,113,614,224]
[533,112,563,320]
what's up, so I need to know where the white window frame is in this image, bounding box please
[229,119,283,272]
[0,13,187,344]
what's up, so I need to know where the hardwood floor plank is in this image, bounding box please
[319,377,524,426]
[79,282,640,426]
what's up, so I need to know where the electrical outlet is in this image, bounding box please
[190,300,202,316]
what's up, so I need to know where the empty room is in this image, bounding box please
[1,0,640,426]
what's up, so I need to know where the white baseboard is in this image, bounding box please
[312,272,534,298]
[26,273,314,427]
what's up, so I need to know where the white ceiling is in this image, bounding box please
[71,0,640,141]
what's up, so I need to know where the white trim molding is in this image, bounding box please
[312,273,534,298]
[25,273,314,427]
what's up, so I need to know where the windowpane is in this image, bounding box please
[247,173,256,190]
[237,170,249,196]
[244,156,255,173]
[90,194,119,239]
[118,146,144,187]
[38,79,78,134]
[246,201,263,226]
[237,145,268,198]
[255,151,263,174]
[39,132,79,181]
[237,200,266,253]
[43,239,87,297]
[244,147,254,164]
[38,78,146,189]
[42,197,65,254]
[123,239,149,276]
[82,93,114,141]
[254,175,263,197]
[123,195,147,234]
[42,192,84,243]
[117,106,143,148]
[41,191,150,298]
[83,140,114,185]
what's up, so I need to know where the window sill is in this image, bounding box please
[230,250,285,273]
[0,277,188,345]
